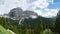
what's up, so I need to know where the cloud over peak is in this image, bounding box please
[0,0,59,18]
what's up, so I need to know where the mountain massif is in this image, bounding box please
[0,7,59,34]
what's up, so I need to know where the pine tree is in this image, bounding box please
[55,10,60,34]
[24,19,31,34]
[0,17,8,29]
[34,16,43,34]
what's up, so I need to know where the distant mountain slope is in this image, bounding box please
[19,16,56,29]
[41,17,56,24]
[6,16,56,26]
[23,17,56,24]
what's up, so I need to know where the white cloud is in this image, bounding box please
[0,0,19,15]
[0,0,58,18]
[42,8,59,18]
[19,0,50,10]
[33,8,59,18]
[34,10,43,15]
[32,0,49,9]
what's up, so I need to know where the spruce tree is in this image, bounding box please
[34,16,43,34]
[55,10,60,34]
[0,17,8,29]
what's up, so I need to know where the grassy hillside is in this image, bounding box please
[0,25,12,34]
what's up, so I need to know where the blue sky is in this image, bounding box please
[48,0,60,9]
[0,0,60,18]
[54,0,60,3]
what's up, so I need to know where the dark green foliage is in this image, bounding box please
[0,17,9,29]
[9,25,19,34]
[55,10,60,34]
[34,16,43,34]
[0,16,57,34]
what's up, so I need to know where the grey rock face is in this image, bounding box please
[9,8,38,20]
[9,8,23,20]
[23,10,38,18]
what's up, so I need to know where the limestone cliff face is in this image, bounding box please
[9,8,38,20]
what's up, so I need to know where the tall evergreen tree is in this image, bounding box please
[34,16,43,34]
[0,17,8,29]
[55,10,60,34]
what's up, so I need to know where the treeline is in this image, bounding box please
[0,11,60,34]
[0,16,55,34]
